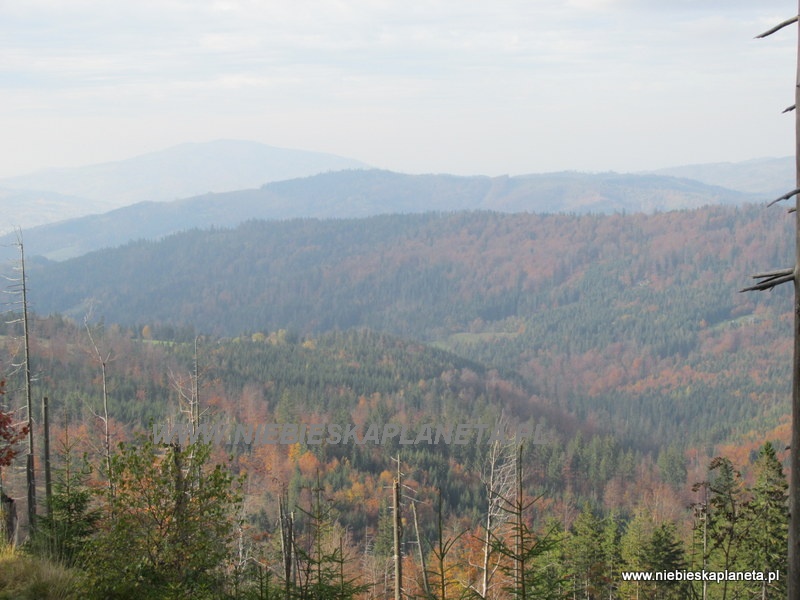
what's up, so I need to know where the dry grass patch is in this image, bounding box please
[0,544,78,600]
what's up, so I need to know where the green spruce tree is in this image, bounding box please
[643,522,687,600]
[31,433,99,567]
[619,510,649,600]
[742,442,788,599]
[704,456,748,599]
[565,504,605,598]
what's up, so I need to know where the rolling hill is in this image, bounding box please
[0,187,105,236]
[1,169,754,261]
[648,156,794,197]
[0,139,369,230]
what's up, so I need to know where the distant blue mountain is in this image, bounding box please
[0,169,754,262]
[647,156,793,197]
[0,139,370,220]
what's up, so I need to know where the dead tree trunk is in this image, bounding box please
[411,501,430,598]
[393,477,403,600]
[42,396,51,515]
[479,425,515,598]
[279,490,294,597]
[514,444,526,600]
[84,318,114,498]
[791,9,800,593]
[792,10,800,596]
[3,234,36,535]
[746,7,800,598]
[17,237,35,535]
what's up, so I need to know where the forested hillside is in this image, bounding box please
[1,205,794,597]
[24,205,794,448]
[0,312,789,598]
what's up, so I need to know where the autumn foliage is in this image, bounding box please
[0,378,28,468]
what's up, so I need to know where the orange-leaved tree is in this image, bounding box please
[0,378,28,468]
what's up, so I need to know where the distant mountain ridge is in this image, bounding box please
[647,156,793,197]
[0,140,370,230]
[1,169,754,261]
[0,187,108,236]
[0,138,789,238]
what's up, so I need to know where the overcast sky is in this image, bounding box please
[0,0,797,178]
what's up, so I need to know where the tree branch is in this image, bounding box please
[785,104,796,114]
[768,187,800,206]
[755,15,799,39]
[750,267,795,279]
[741,269,795,292]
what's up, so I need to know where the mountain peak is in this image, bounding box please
[0,140,370,209]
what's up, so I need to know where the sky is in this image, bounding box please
[0,0,798,178]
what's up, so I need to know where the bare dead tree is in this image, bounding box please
[84,315,114,498]
[42,395,51,515]
[168,336,206,434]
[744,6,800,598]
[460,416,517,599]
[3,233,36,534]
[361,533,393,600]
[411,500,431,598]
[279,487,295,597]
[393,456,404,600]
[478,421,516,599]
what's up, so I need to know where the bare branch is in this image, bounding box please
[741,272,795,292]
[755,15,799,39]
[785,104,796,113]
[751,267,795,279]
[741,265,795,292]
[768,187,800,206]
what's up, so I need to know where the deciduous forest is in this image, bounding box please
[0,205,793,598]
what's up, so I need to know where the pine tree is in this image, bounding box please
[704,456,747,599]
[657,444,687,490]
[742,442,788,599]
[619,510,649,600]
[30,431,99,567]
[643,522,686,600]
[600,512,622,600]
[565,504,605,598]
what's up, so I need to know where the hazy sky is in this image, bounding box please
[1,0,797,178]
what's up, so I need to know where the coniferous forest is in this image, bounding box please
[0,205,794,598]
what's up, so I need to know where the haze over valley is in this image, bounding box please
[0,140,789,262]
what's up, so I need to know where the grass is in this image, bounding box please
[0,543,78,600]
